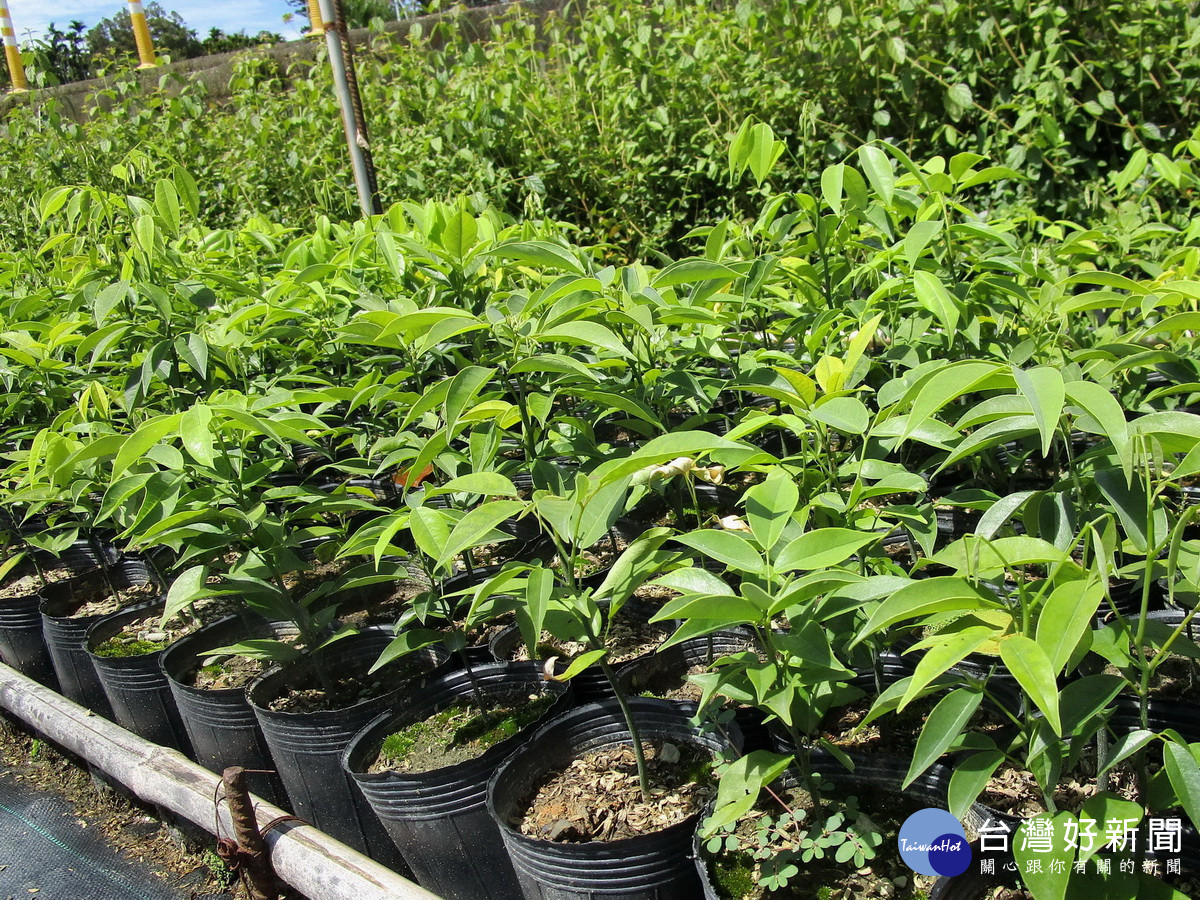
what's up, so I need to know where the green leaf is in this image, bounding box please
[113,414,181,477]
[957,166,1021,191]
[729,121,784,186]
[946,82,973,117]
[676,530,765,576]
[409,506,452,563]
[206,639,301,664]
[652,259,741,288]
[947,749,1004,819]
[172,166,199,217]
[744,471,798,556]
[550,648,607,681]
[536,321,632,360]
[1164,740,1200,830]
[437,500,524,571]
[1113,147,1148,192]
[370,628,442,672]
[442,208,477,260]
[1099,730,1158,776]
[594,528,672,614]
[92,282,128,325]
[162,565,208,625]
[516,567,553,656]
[651,567,732,597]
[442,365,496,434]
[153,178,181,234]
[704,750,793,835]
[1014,812,1074,900]
[653,597,764,650]
[180,404,214,468]
[486,240,586,275]
[728,117,753,182]
[1035,579,1104,674]
[775,528,880,572]
[913,270,961,334]
[429,472,519,497]
[857,577,996,642]
[901,626,998,710]
[810,396,869,434]
[1013,366,1066,457]
[1000,635,1062,734]
[1059,675,1124,737]
[858,145,895,207]
[175,333,208,380]
[904,689,982,788]
[929,535,1070,578]
[1095,468,1167,556]
[903,220,943,267]
[821,164,845,216]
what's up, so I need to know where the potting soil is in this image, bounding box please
[0,771,187,900]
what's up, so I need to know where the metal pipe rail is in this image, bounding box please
[0,661,440,900]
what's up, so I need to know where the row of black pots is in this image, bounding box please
[40,556,163,721]
[0,537,121,688]
[12,553,1197,896]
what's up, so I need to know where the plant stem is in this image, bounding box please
[599,657,652,802]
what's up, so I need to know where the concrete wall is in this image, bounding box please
[0,0,572,122]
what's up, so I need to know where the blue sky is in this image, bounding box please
[10,0,307,42]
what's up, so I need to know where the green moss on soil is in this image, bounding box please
[711,852,757,899]
[375,692,556,774]
[93,638,166,658]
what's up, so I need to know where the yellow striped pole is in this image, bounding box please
[306,0,325,38]
[0,0,28,93]
[127,0,158,68]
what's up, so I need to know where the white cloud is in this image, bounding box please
[10,0,305,42]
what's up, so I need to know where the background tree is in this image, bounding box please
[199,28,283,55]
[86,3,202,63]
[27,22,92,85]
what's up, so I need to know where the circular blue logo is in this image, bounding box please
[898,809,972,876]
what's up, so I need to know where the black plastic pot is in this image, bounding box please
[160,613,288,806]
[487,697,737,900]
[929,869,1013,900]
[39,558,161,718]
[489,602,675,702]
[248,629,447,870]
[0,539,119,688]
[619,628,768,750]
[85,600,193,754]
[343,662,572,900]
[432,566,513,663]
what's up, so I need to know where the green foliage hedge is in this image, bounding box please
[2,0,1199,259]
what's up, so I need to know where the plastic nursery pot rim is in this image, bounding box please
[159,612,281,693]
[246,632,449,720]
[485,696,734,851]
[343,660,571,787]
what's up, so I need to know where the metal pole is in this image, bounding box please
[0,662,441,900]
[305,0,325,38]
[316,0,382,217]
[127,0,159,68]
[0,0,27,92]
